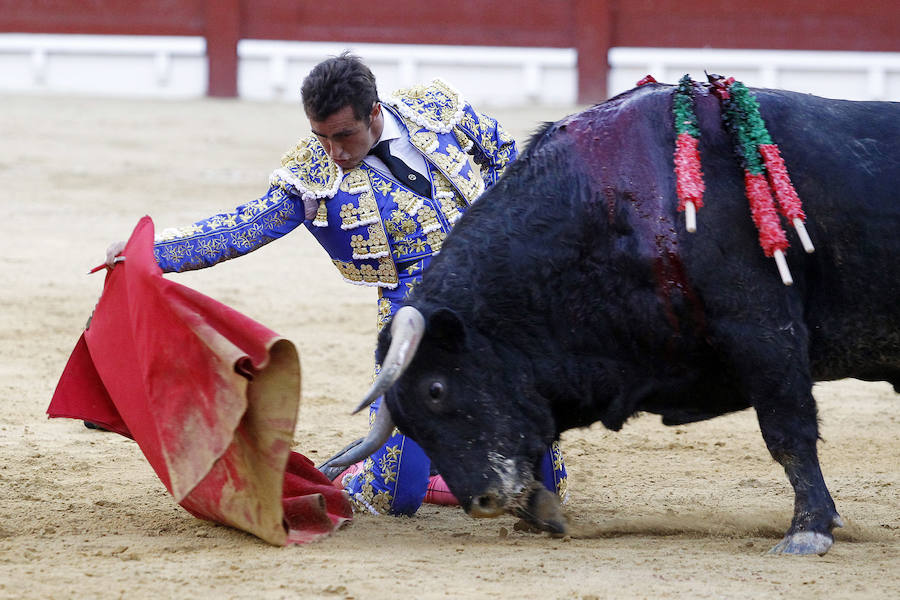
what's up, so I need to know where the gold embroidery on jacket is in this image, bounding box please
[385,210,418,244]
[430,144,468,176]
[460,111,479,134]
[279,136,341,198]
[426,230,447,252]
[350,224,390,259]
[416,205,440,233]
[391,189,421,215]
[391,106,483,207]
[479,135,498,155]
[358,190,380,224]
[332,257,398,287]
[340,203,359,229]
[438,196,463,224]
[314,200,328,227]
[454,128,474,152]
[338,171,379,230]
[449,167,484,203]
[394,238,427,259]
[431,170,455,196]
[370,174,393,196]
[390,79,462,132]
[231,222,266,249]
[409,130,439,154]
[341,168,369,194]
[155,223,204,242]
[196,235,228,258]
[477,112,496,134]
[210,213,239,230]
[161,242,193,264]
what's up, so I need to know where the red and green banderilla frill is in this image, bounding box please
[672,74,705,233]
[646,71,815,285]
[710,76,815,284]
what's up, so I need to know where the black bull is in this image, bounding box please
[324,83,900,555]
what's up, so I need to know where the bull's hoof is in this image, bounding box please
[512,518,543,534]
[768,531,834,556]
[512,486,569,536]
[768,514,843,556]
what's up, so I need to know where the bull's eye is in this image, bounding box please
[421,378,449,413]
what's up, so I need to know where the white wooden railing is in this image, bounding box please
[0,34,207,97]
[2,34,898,104]
[237,40,577,106]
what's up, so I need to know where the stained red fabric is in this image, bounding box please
[48,216,351,545]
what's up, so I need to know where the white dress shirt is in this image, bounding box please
[363,106,430,180]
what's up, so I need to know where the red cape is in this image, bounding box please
[48,217,351,545]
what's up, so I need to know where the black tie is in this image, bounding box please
[368,140,431,198]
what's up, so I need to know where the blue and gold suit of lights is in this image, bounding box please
[153,79,567,515]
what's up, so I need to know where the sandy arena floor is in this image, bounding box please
[1,93,897,599]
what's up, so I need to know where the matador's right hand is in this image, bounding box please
[105,240,127,267]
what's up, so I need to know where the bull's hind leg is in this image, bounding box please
[715,320,842,555]
[756,399,843,555]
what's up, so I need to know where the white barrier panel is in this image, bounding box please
[0,35,575,105]
[609,47,900,102]
[3,35,899,104]
[0,34,207,98]
[236,40,578,107]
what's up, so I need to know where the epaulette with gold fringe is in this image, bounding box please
[269,135,342,226]
[270,135,341,201]
[385,78,466,134]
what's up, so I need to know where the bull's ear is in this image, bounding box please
[427,308,466,352]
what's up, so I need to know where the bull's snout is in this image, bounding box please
[468,493,506,518]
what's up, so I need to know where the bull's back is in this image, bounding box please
[435,86,900,383]
[757,92,900,380]
[560,86,900,382]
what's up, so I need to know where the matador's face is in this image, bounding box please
[308,103,383,171]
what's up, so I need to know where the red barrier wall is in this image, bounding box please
[2,1,898,101]
[610,1,899,52]
[237,1,574,47]
[0,1,205,36]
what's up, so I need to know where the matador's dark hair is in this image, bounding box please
[301,51,379,123]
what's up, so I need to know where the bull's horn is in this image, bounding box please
[352,306,426,414]
[318,403,396,471]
